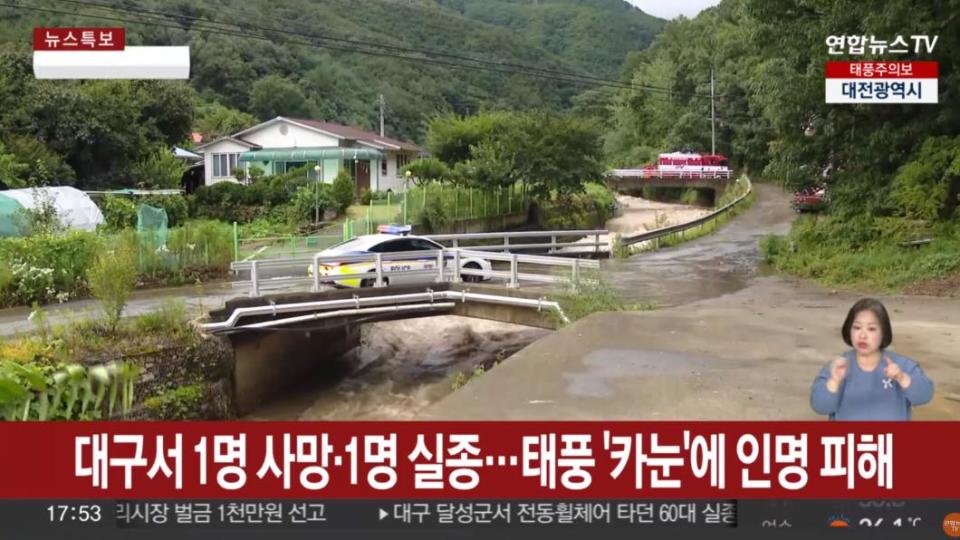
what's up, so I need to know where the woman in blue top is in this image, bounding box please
[811,298,934,420]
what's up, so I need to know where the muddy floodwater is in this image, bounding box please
[247,316,549,420]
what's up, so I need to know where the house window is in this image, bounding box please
[396,153,410,172]
[212,153,240,178]
[381,158,387,176]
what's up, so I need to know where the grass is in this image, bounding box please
[548,272,656,325]
[347,201,402,222]
[0,299,197,366]
[450,364,488,391]
[761,217,960,292]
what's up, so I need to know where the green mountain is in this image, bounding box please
[0,0,663,187]
[436,0,665,79]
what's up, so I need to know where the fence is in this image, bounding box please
[232,181,532,262]
[230,247,601,297]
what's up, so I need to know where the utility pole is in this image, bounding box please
[710,68,716,155]
[379,93,385,137]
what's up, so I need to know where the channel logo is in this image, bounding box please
[944,512,960,538]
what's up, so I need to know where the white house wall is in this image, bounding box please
[203,139,255,185]
[242,122,340,149]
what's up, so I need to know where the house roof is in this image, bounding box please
[194,136,260,152]
[199,117,426,155]
[286,118,426,153]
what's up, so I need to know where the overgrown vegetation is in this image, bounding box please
[761,217,960,292]
[0,298,232,421]
[600,0,960,292]
[0,360,140,420]
[548,274,656,325]
[143,383,206,420]
[88,240,139,331]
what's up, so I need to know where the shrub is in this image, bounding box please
[141,195,189,227]
[188,171,310,223]
[87,240,139,331]
[332,170,355,212]
[100,195,138,230]
[12,189,63,236]
[143,384,206,420]
[540,183,617,230]
[0,232,100,306]
[133,146,187,189]
[165,220,233,270]
[288,183,335,224]
[417,197,448,232]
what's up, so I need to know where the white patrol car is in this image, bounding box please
[309,225,492,288]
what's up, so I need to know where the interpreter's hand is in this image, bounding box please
[884,356,911,388]
[826,356,848,393]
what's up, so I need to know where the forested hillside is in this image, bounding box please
[605,0,959,220]
[600,0,959,290]
[0,0,660,188]
[436,0,664,78]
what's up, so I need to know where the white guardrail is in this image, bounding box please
[231,248,601,297]
[426,229,609,253]
[201,290,573,333]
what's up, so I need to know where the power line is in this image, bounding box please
[16,1,637,92]
[23,0,716,98]
[58,0,709,97]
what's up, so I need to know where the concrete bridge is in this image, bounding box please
[606,169,735,198]
[204,283,567,413]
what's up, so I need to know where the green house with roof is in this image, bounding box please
[194,117,427,194]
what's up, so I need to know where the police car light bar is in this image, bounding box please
[377,224,412,235]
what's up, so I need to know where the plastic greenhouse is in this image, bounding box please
[0,186,105,237]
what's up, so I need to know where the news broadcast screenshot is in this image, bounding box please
[0,0,957,538]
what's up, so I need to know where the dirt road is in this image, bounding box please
[424,183,960,420]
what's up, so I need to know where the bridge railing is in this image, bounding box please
[230,248,600,297]
[619,176,752,247]
[425,229,609,254]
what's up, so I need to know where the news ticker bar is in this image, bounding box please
[1,500,957,539]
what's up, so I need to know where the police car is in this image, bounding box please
[309,225,492,288]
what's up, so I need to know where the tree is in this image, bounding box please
[331,170,355,212]
[888,136,960,221]
[250,75,311,120]
[194,101,258,140]
[133,147,188,189]
[403,158,450,186]
[1,135,75,187]
[502,112,604,198]
[0,141,26,189]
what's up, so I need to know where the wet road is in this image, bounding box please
[0,282,237,336]
[604,183,794,306]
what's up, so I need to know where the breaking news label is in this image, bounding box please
[32,27,189,79]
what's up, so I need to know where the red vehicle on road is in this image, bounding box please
[792,185,827,212]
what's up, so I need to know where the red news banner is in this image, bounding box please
[32,27,125,51]
[0,422,957,499]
